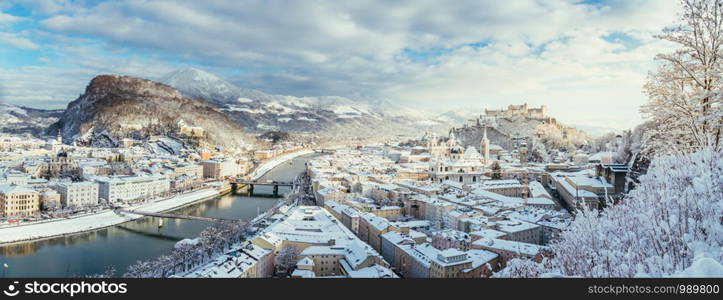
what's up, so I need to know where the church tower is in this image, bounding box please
[447,129,458,148]
[481,127,490,164]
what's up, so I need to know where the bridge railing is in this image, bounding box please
[114,209,242,223]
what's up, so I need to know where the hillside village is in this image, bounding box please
[161,112,635,278]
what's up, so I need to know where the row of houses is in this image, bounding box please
[0,174,172,217]
[184,205,396,278]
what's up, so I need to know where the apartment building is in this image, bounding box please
[52,181,100,208]
[96,175,170,202]
[0,184,40,217]
[202,159,239,180]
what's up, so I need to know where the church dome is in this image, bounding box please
[464,146,481,159]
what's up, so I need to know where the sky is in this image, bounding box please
[0,0,681,130]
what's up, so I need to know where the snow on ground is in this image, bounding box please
[248,149,314,180]
[175,238,200,249]
[0,189,219,244]
[223,106,265,114]
[670,257,723,278]
[0,104,26,124]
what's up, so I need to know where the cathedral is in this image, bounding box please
[424,129,491,184]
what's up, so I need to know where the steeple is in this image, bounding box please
[481,126,490,164]
[448,129,457,147]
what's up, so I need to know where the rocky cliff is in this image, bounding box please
[49,75,248,149]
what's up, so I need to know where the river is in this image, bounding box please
[0,153,321,278]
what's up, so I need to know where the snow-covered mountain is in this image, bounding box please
[159,68,451,137]
[0,103,63,136]
[569,124,620,138]
[49,75,249,149]
[160,68,275,105]
[433,109,479,125]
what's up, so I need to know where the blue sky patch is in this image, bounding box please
[602,31,641,52]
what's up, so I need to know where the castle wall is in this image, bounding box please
[484,104,548,120]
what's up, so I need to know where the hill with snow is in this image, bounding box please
[159,68,452,138]
[0,103,63,136]
[48,75,249,149]
[453,113,590,159]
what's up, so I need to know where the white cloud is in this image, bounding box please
[0,11,24,25]
[0,35,177,108]
[0,32,40,49]
[3,0,685,129]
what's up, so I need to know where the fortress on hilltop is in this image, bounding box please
[467,103,557,128]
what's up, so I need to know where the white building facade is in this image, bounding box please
[96,175,170,202]
[53,181,100,208]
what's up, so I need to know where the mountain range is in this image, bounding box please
[1,68,599,150]
[159,68,450,137]
[0,103,63,136]
[0,69,454,148]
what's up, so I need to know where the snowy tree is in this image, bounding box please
[530,137,551,162]
[85,265,117,278]
[642,0,723,154]
[490,161,502,179]
[124,260,158,278]
[535,123,589,151]
[123,220,250,278]
[587,132,619,153]
[495,148,723,278]
[493,258,548,278]
[274,245,300,276]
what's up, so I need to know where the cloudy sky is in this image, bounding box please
[0,0,680,130]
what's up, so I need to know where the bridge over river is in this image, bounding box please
[114,209,244,223]
[229,179,295,196]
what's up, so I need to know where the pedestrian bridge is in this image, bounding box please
[114,208,242,223]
